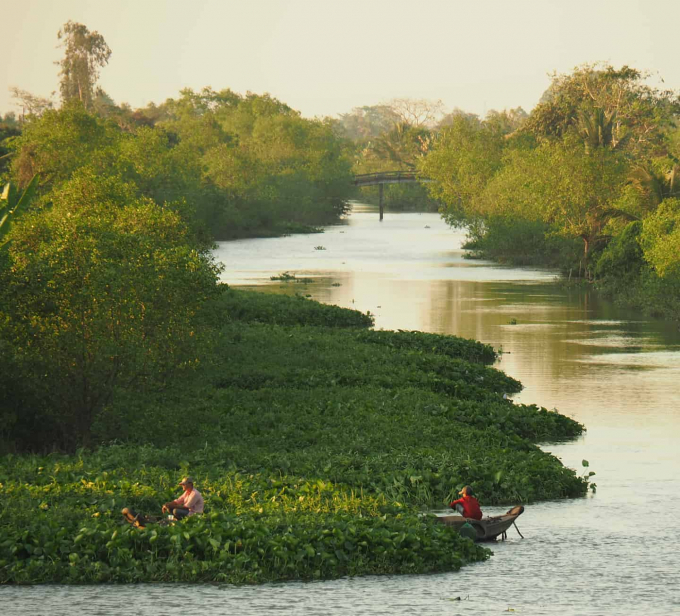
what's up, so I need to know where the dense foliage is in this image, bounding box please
[0,287,591,584]
[0,171,221,451]
[0,23,596,586]
[0,449,490,584]
[420,64,680,317]
[8,92,354,240]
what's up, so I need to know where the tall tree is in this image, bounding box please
[525,63,680,158]
[0,170,220,449]
[9,87,55,119]
[56,21,112,109]
[385,98,445,128]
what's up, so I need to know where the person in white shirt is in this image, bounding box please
[162,476,204,519]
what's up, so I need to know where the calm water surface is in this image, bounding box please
[9,206,680,615]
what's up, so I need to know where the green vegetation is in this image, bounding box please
[4,26,679,316]
[0,448,489,584]
[420,64,680,317]
[214,287,372,327]
[0,175,38,248]
[4,21,354,242]
[0,21,595,586]
[0,171,222,451]
[340,101,441,211]
[7,94,353,240]
[0,286,590,584]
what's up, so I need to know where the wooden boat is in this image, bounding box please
[435,505,525,541]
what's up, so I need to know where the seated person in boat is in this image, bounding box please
[449,485,483,520]
[162,476,204,520]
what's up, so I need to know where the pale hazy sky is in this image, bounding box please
[2,0,678,120]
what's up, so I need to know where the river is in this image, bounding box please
[9,206,680,615]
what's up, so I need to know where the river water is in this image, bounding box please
[9,206,680,615]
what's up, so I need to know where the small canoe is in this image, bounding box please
[436,505,524,541]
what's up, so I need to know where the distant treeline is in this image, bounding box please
[2,90,354,240]
[335,68,680,320]
[417,65,680,317]
[1,23,679,457]
[335,68,680,317]
[0,21,365,455]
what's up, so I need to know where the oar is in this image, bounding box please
[513,521,524,539]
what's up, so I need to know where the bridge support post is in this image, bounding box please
[379,183,384,221]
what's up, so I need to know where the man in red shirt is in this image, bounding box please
[449,485,483,520]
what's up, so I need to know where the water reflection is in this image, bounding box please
[11,207,680,615]
[217,208,680,614]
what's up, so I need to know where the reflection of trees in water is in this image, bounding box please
[419,278,680,425]
[424,280,622,386]
[226,210,680,429]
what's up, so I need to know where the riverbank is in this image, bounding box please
[461,228,680,322]
[213,221,326,241]
[0,287,591,584]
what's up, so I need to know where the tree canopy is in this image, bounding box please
[0,171,221,449]
[421,63,680,283]
[56,21,112,109]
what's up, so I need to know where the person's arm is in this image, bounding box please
[162,493,186,513]
[162,501,179,513]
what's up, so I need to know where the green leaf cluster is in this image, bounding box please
[419,63,680,304]
[0,287,590,584]
[0,171,221,450]
[0,456,490,584]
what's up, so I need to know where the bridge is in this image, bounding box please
[353,171,432,220]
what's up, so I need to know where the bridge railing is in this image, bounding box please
[354,171,427,186]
